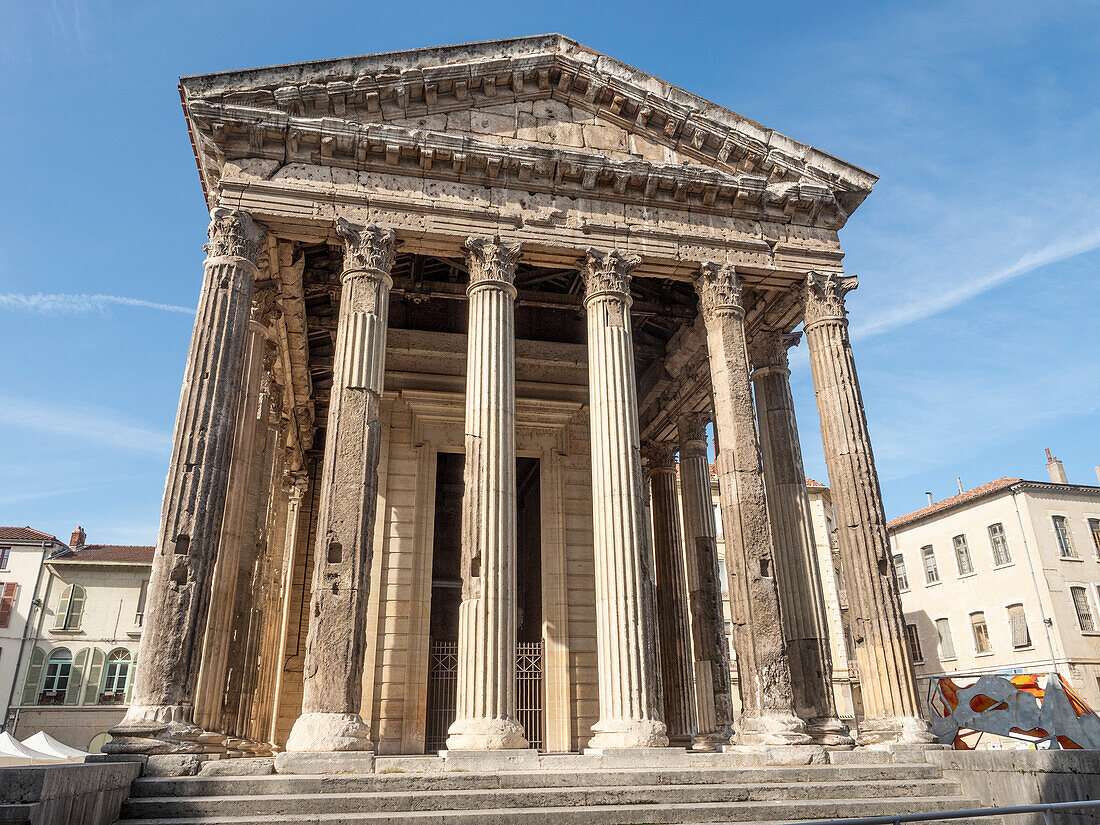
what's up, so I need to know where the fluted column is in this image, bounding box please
[749,330,853,746]
[106,209,264,754]
[676,413,734,749]
[583,249,668,750]
[269,471,308,745]
[694,262,810,746]
[192,297,272,739]
[446,237,529,751]
[643,442,698,747]
[803,272,932,745]
[284,219,396,753]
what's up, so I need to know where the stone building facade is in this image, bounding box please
[107,36,930,762]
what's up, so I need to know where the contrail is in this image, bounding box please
[0,292,193,315]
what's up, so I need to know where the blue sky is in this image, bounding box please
[1,2,1098,544]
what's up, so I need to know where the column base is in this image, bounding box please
[588,718,669,749]
[856,715,937,746]
[806,716,855,747]
[440,748,540,771]
[690,728,733,751]
[103,705,226,755]
[735,712,813,746]
[275,750,375,774]
[284,712,374,753]
[446,717,529,751]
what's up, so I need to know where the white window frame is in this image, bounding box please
[922,545,939,585]
[1052,515,1079,559]
[893,553,909,592]
[970,611,992,655]
[953,534,975,576]
[988,523,1012,567]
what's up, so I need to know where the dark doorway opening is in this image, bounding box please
[424,454,544,752]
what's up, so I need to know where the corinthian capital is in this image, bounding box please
[336,218,397,278]
[694,262,744,318]
[747,329,802,372]
[803,271,858,329]
[465,236,521,288]
[205,208,264,265]
[642,441,678,474]
[581,248,641,301]
[677,412,711,452]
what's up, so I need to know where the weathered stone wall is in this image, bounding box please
[926,750,1100,825]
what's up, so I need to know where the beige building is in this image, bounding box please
[106,36,931,767]
[9,532,152,753]
[887,453,1100,712]
[0,526,67,727]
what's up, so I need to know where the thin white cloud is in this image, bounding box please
[0,293,193,316]
[0,397,172,456]
[850,225,1100,340]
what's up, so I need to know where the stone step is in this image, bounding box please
[121,778,961,818]
[128,763,943,798]
[117,795,985,825]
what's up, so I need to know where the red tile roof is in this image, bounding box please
[887,477,1023,531]
[52,545,155,564]
[0,526,60,543]
[805,478,827,488]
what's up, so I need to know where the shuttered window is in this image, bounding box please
[935,618,956,659]
[893,554,909,591]
[39,648,72,704]
[970,612,992,654]
[904,623,923,663]
[988,523,1011,566]
[20,647,46,705]
[83,648,107,705]
[1089,519,1100,560]
[100,649,131,704]
[953,535,974,575]
[922,546,939,584]
[1053,516,1077,558]
[53,584,86,631]
[0,583,16,628]
[1071,586,1095,631]
[1007,604,1031,648]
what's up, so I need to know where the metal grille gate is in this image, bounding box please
[424,639,544,752]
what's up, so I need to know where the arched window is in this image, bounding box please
[100,649,131,703]
[39,648,72,705]
[53,584,86,631]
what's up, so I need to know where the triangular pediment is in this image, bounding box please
[181,35,877,226]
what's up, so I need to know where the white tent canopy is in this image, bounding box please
[0,731,58,766]
[21,731,88,760]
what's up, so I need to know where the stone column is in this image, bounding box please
[643,442,698,748]
[106,209,264,754]
[694,262,810,746]
[192,296,272,738]
[802,272,932,745]
[283,219,396,755]
[676,413,735,749]
[749,330,853,746]
[446,237,529,751]
[583,249,669,750]
[268,471,308,745]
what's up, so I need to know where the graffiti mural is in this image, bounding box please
[929,672,1100,749]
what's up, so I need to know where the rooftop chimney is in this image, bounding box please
[925,492,934,507]
[1046,449,1068,484]
[1095,466,1100,486]
[956,477,964,494]
[69,526,86,548]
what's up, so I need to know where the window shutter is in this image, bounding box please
[83,648,107,705]
[125,654,135,703]
[53,585,73,630]
[0,583,16,628]
[20,647,46,705]
[64,648,88,706]
[67,586,86,630]
[1009,607,1030,648]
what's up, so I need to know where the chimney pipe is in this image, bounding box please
[956,476,964,494]
[1045,449,1068,484]
[69,526,85,548]
[1095,466,1100,486]
[925,492,934,507]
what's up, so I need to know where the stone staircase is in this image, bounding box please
[116,752,996,825]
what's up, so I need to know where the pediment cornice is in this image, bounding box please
[181,36,877,227]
